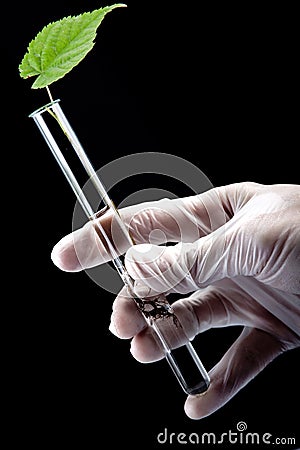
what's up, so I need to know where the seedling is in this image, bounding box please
[19,4,126,99]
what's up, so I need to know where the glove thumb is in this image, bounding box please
[124,229,225,295]
[124,218,265,296]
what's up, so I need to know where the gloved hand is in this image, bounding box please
[51,182,300,419]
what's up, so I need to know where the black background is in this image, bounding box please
[4,1,299,448]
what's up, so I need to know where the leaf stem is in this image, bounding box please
[44,85,66,132]
[45,99,72,141]
[46,85,54,103]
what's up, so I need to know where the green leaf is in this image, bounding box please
[19,3,126,89]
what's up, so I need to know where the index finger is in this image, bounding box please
[51,198,186,271]
[51,184,250,272]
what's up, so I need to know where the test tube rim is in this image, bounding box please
[29,99,61,118]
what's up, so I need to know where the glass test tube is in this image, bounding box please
[29,99,210,395]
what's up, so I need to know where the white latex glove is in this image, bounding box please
[52,182,300,419]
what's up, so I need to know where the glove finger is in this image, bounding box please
[184,327,285,419]
[109,286,147,339]
[126,286,242,362]
[51,183,247,272]
[180,278,299,341]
